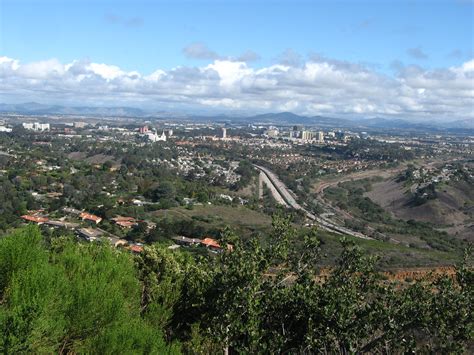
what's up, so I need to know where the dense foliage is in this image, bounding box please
[0,226,179,353]
[1,221,472,353]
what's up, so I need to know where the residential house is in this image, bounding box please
[21,215,49,224]
[111,216,138,229]
[201,237,234,252]
[80,212,102,224]
[201,237,222,250]
[77,228,104,241]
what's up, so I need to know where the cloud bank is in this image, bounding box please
[0,55,473,120]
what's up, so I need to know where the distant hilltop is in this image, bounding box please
[1,102,472,131]
[0,102,146,117]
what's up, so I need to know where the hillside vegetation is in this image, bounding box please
[367,178,474,241]
[1,222,472,353]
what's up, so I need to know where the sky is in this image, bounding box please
[0,0,473,120]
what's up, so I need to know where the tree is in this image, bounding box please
[1,222,472,353]
[0,226,179,354]
[146,181,177,202]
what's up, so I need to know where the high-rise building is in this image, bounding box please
[335,130,346,141]
[222,127,227,139]
[301,131,315,140]
[291,125,302,139]
[315,131,324,142]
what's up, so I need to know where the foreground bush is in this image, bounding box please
[0,221,472,353]
[0,226,178,354]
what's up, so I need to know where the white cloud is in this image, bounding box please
[0,56,20,71]
[17,58,64,79]
[0,55,473,120]
[205,60,252,88]
[87,63,126,80]
[460,59,474,72]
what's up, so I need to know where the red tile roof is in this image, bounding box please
[111,216,137,228]
[21,215,49,223]
[129,245,144,253]
[79,212,102,223]
[201,237,221,249]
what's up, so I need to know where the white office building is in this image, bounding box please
[34,123,50,131]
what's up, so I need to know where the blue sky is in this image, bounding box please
[2,0,472,72]
[0,0,473,119]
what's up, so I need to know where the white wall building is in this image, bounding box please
[0,126,12,132]
[35,123,50,131]
[147,131,167,142]
[23,122,50,131]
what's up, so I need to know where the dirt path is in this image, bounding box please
[313,165,406,194]
[312,166,409,244]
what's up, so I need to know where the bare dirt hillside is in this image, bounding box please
[366,179,473,241]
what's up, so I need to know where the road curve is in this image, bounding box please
[254,165,372,240]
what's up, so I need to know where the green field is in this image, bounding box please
[150,204,462,269]
[151,204,273,236]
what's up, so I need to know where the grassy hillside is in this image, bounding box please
[367,179,473,241]
[323,178,468,255]
[149,204,462,268]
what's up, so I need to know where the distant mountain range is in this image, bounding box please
[0,102,146,117]
[239,112,474,131]
[244,112,353,127]
[1,102,472,131]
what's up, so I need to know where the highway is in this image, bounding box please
[258,170,289,207]
[255,165,372,240]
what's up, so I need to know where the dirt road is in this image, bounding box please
[313,165,406,194]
